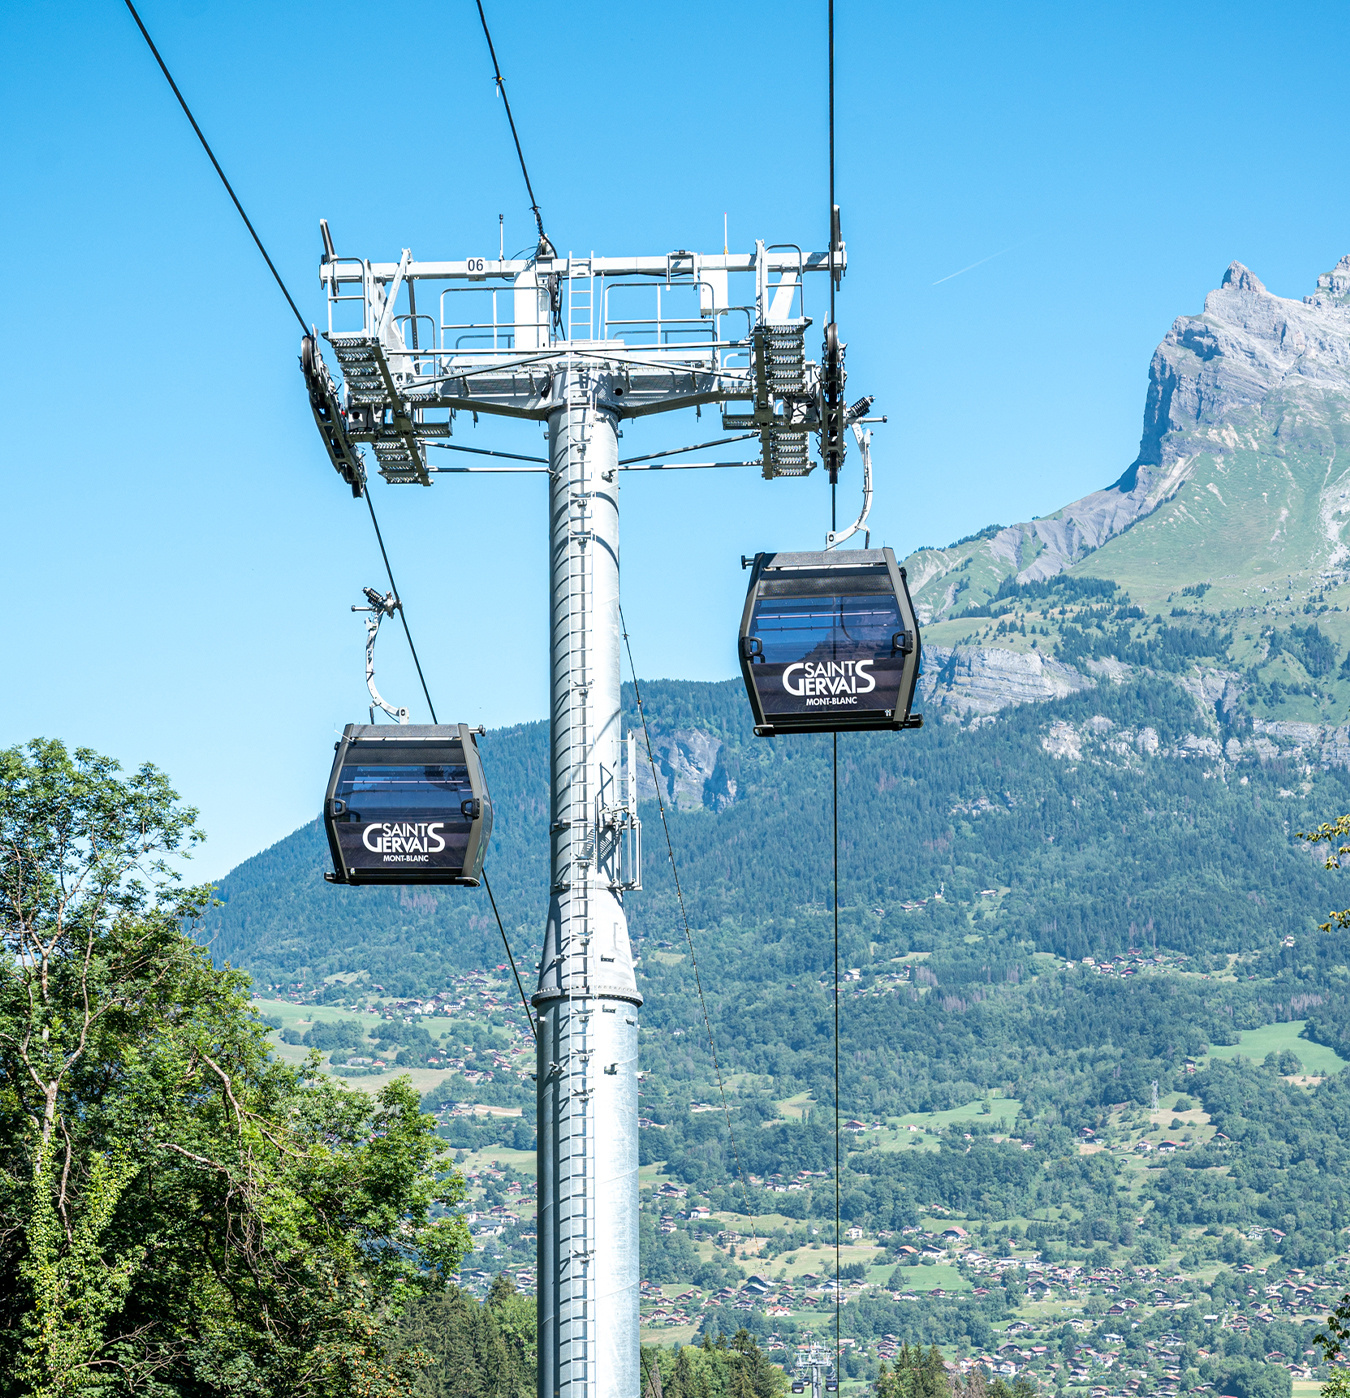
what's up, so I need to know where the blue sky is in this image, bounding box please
[4,0,1349,878]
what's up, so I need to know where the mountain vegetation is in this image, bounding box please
[0,739,468,1397]
[24,254,1350,1394]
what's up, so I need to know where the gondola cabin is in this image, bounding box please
[738,548,922,736]
[323,724,492,886]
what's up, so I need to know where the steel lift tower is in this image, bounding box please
[303,230,847,1398]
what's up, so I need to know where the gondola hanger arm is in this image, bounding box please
[825,397,880,550]
[352,586,409,724]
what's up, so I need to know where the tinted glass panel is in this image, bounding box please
[749,594,902,665]
[747,591,908,721]
[334,763,472,820]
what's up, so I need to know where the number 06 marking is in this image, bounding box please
[466,257,487,275]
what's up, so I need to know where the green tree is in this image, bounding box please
[0,738,470,1396]
[1315,1292,1350,1398]
[728,1329,783,1398]
[648,1333,784,1398]
[398,1275,535,1398]
[877,1344,952,1398]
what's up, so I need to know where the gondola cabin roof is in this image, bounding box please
[323,723,492,886]
[738,547,923,737]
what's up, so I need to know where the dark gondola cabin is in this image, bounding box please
[738,548,922,736]
[323,724,492,885]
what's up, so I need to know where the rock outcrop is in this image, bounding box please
[909,254,1350,619]
[633,727,736,811]
[1135,259,1350,475]
[919,645,1096,717]
[1030,707,1350,776]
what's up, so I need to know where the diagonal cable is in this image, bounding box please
[619,605,749,1197]
[362,489,438,723]
[484,871,537,1043]
[122,0,442,730]
[122,0,307,333]
[122,0,542,1079]
[833,729,842,1376]
[474,0,551,254]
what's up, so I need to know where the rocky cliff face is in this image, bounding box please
[907,255,1350,618]
[909,254,1350,751]
[1032,706,1350,780]
[919,645,1094,717]
[633,727,737,811]
[1134,258,1350,477]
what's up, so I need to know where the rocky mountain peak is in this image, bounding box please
[1220,260,1267,294]
[1307,254,1350,309]
[908,253,1350,623]
[901,252,1350,741]
[1151,253,1350,474]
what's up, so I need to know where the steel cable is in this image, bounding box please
[827,3,844,1374]
[828,0,838,534]
[619,606,750,1198]
[121,0,441,728]
[485,871,537,1043]
[122,0,308,334]
[474,0,551,254]
[361,488,439,723]
[121,0,540,1051]
[833,729,842,1380]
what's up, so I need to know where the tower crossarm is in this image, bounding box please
[319,247,842,288]
[406,353,750,422]
[311,235,845,483]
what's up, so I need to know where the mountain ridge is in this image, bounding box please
[907,253,1350,610]
[204,256,1350,997]
[909,253,1350,734]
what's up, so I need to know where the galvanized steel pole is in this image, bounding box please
[535,356,642,1398]
[308,239,841,1398]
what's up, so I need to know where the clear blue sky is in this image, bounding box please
[4,0,1348,878]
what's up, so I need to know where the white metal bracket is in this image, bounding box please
[597,733,642,891]
[352,586,409,723]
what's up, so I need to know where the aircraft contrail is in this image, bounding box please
[932,243,1023,285]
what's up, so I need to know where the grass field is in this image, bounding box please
[881,1264,971,1293]
[773,1245,883,1280]
[640,1324,700,1345]
[250,996,530,1097]
[455,1145,535,1173]
[868,1097,1023,1153]
[895,1098,1021,1129]
[1205,1021,1347,1077]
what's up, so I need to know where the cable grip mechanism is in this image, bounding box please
[352,586,409,723]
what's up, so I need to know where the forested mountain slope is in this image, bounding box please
[202,255,1350,1383]
[203,250,1350,1153]
[206,670,1350,1114]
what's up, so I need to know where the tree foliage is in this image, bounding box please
[642,1330,785,1398]
[397,1276,535,1398]
[0,739,470,1397]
